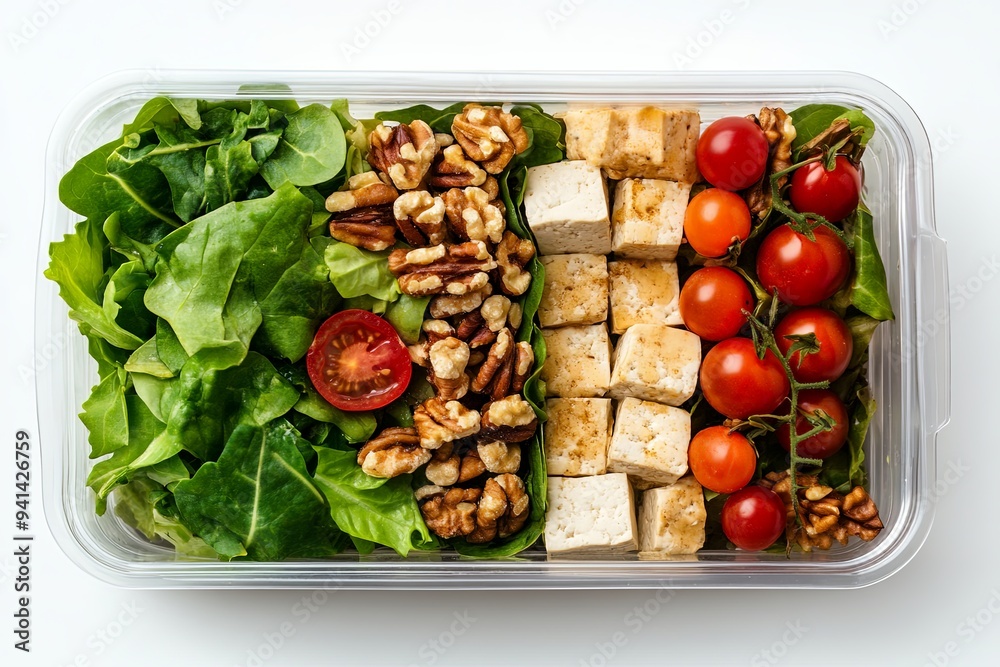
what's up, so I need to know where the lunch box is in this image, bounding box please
[35,70,950,589]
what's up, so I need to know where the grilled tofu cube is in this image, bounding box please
[637,477,707,556]
[607,398,690,485]
[523,161,611,255]
[563,107,700,183]
[544,398,613,476]
[609,324,700,406]
[545,473,638,556]
[539,254,609,328]
[542,324,611,398]
[611,178,689,260]
[607,259,682,334]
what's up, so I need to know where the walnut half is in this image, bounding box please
[451,104,530,174]
[356,427,431,478]
[368,120,439,190]
[388,241,497,297]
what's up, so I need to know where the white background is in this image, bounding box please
[0,0,993,665]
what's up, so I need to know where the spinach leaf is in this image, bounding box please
[103,212,158,272]
[80,365,130,458]
[789,104,876,152]
[140,125,212,222]
[103,260,155,341]
[511,104,566,169]
[331,99,371,179]
[293,390,377,443]
[203,141,259,211]
[312,446,434,556]
[374,102,469,134]
[123,97,202,134]
[44,218,144,350]
[174,421,344,561]
[324,240,401,301]
[144,185,313,365]
[849,206,895,321]
[260,104,347,188]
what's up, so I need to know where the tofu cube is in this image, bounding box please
[564,107,700,183]
[544,398,613,476]
[637,477,707,555]
[539,254,609,328]
[542,324,611,398]
[610,324,700,406]
[608,398,690,485]
[608,259,682,334]
[524,161,611,255]
[611,178,689,260]
[545,473,638,556]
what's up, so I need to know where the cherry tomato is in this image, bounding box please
[721,486,787,551]
[306,309,412,412]
[679,267,753,341]
[756,224,851,306]
[775,308,853,383]
[789,156,862,223]
[683,189,752,258]
[700,337,790,420]
[688,426,757,494]
[778,389,849,460]
[696,116,769,191]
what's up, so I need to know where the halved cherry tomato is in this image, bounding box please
[306,310,412,412]
[696,117,769,191]
[688,426,757,494]
[683,188,752,258]
[756,224,851,306]
[700,337,790,420]
[778,389,849,460]
[721,486,787,551]
[679,267,753,341]
[789,156,862,223]
[775,307,853,383]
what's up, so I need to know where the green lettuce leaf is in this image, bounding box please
[80,365,130,458]
[324,240,401,301]
[849,206,894,321]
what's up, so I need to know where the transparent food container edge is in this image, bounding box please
[35,70,950,590]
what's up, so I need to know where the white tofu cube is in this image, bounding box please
[611,178,689,260]
[564,107,701,183]
[607,259,682,334]
[610,324,700,406]
[545,473,638,556]
[608,398,690,485]
[542,324,611,398]
[637,477,707,555]
[539,254,608,328]
[524,161,611,255]
[544,398,613,476]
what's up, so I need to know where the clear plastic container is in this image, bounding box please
[35,70,950,589]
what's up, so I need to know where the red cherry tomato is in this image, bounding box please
[721,486,787,551]
[306,309,412,412]
[700,338,790,420]
[789,156,862,223]
[756,224,851,306]
[683,189,752,258]
[696,117,769,191]
[688,426,757,494]
[679,267,754,341]
[774,308,854,383]
[778,389,849,460]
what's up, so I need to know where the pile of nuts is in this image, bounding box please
[326,104,538,544]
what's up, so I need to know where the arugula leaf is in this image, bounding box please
[260,104,347,188]
[848,206,895,321]
[374,102,469,134]
[174,421,344,561]
[324,240,401,301]
[80,366,130,458]
[312,446,434,557]
[44,218,145,350]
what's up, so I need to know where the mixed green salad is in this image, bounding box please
[48,96,561,560]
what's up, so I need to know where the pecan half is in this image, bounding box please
[479,395,538,443]
[471,328,515,399]
[388,241,497,297]
[393,190,447,246]
[356,427,431,478]
[494,231,535,296]
[326,172,400,251]
[510,341,534,395]
[429,144,488,189]
[413,397,480,450]
[368,120,439,190]
[442,186,505,244]
[451,104,530,174]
